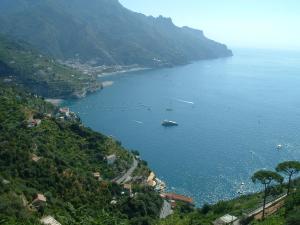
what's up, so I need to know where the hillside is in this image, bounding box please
[0,83,162,225]
[0,0,232,67]
[0,36,101,98]
[1,84,300,225]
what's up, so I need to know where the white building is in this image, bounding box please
[40,216,61,225]
[213,214,238,225]
[106,154,116,165]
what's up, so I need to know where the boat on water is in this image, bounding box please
[162,120,178,127]
[277,144,283,150]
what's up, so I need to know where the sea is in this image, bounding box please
[65,49,300,206]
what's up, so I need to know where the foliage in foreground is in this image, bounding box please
[0,84,162,225]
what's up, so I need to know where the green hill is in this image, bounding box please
[1,84,299,225]
[0,36,101,98]
[0,0,232,67]
[0,83,162,225]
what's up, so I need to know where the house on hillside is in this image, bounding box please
[93,172,102,181]
[31,154,42,162]
[147,172,156,187]
[59,107,70,117]
[57,107,78,121]
[3,78,12,83]
[123,183,133,195]
[27,119,41,128]
[2,179,10,185]
[106,154,116,165]
[31,193,47,208]
[40,216,61,225]
[213,214,238,225]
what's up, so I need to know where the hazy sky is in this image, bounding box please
[120,0,300,50]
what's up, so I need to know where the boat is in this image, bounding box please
[277,144,283,150]
[162,120,178,127]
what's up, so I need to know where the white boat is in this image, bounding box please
[277,144,283,150]
[162,120,178,127]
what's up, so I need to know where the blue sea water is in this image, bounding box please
[66,49,300,206]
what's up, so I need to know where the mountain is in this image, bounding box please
[0,35,101,98]
[0,0,232,67]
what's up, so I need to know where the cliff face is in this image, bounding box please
[0,0,232,67]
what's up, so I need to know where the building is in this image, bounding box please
[147,172,156,187]
[93,172,101,178]
[31,154,42,162]
[2,179,10,185]
[32,193,47,206]
[106,154,116,165]
[59,107,70,117]
[27,119,42,128]
[123,183,134,197]
[3,78,12,83]
[213,214,238,225]
[40,216,61,225]
[93,172,102,181]
[110,200,117,205]
[123,183,133,195]
[161,193,194,206]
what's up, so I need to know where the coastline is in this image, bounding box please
[45,98,64,106]
[98,67,150,77]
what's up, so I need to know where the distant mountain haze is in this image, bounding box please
[0,0,232,66]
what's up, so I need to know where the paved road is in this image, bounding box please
[160,200,173,219]
[247,193,287,218]
[115,158,138,184]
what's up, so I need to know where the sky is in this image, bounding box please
[120,0,300,50]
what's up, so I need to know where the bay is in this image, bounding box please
[66,49,300,206]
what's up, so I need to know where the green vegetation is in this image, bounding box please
[0,36,101,98]
[251,170,283,219]
[0,0,232,67]
[159,163,300,225]
[276,161,300,195]
[0,80,299,225]
[0,83,162,225]
[251,209,285,225]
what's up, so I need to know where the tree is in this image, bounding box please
[276,161,300,195]
[251,170,283,220]
[286,207,300,225]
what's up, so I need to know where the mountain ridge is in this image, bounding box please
[0,0,232,67]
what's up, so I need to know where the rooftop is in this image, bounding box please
[40,216,61,225]
[213,214,238,225]
[147,172,155,182]
[107,154,116,159]
[124,183,132,190]
[31,154,42,162]
[59,107,70,113]
[34,194,47,202]
[163,193,193,205]
[93,172,101,178]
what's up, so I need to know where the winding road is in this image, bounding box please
[115,158,138,184]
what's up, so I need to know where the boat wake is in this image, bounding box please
[174,98,195,105]
[133,120,143,124]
